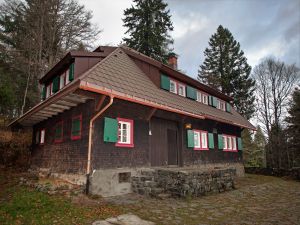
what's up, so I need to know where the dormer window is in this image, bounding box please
[65,68,70,85]
[178,83,186,97]
[170,80,177,94]
[202,93,208,105]
[196,91,202,102]
[46,85,51,98]
[60,73,65,89]
[218,100,226,111]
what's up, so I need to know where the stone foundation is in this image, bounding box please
[132,168,236,197]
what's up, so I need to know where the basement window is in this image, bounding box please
[116,118,134,148]
[119,172,131,183]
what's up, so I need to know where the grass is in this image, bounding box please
[0,170,121,225]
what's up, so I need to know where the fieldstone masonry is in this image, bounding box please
[131,168,236,197]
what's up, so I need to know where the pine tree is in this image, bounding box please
[122,0,173,63]
[241,129,255,167]
[198,25,255,119]
[253,126,266,167]
[286,89,300,167]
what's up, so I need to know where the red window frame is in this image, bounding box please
[71,115,82,140]
[193,129,209,151]
[115,117,134,148]
[223,134,238,152]
[54,121,63,143]
[40,129,45,145]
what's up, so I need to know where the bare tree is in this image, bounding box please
[253,58,300,168]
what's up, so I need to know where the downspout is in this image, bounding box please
[86,95,114,193]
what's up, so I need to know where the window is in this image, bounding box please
[54,121,63,143]
[196,91,202,102]
[60,73,65,89]
[40,129,45,144]
[35,131,40,144]
[194,131,201,148]
[50,82,53,96]
[193,130,208,150]
[170,80,177,94]
[116,118,134,147]
[202,93,208,105]
[218,100,226,111]
[46,85,51,98]
[178,83,186,97]
[223,134,237,152]
[65,69,70,85]
[71,115,82,140]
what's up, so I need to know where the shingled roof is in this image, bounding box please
[79,47,255,130]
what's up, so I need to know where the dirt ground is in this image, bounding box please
[105,174,300,225]
[1,169,299,225]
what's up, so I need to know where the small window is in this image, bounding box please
[119,172,131,183]
[227,136,232,150]
[54,121,63,143]
[218,100,226,111]
[193,130,208,150]
[46,85,51,98]
[202,93,208,105]
[60,74,65,89]
[233,137,237,150]
[40,129,45,144]
[50,82,53,96]
[116,118,134,147]
[178,83,186,97]
[196,91,202,102]
[71,115,82,140]
[170,80,177,94]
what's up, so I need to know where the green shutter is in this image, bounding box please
[42,85,46,100]
[160,73,170,91]
[212,97,218,108]
[69,63,74,81]
[72,119,81,136]
[187,130,194,148]
[218,134,223,149]
[208,133,214,149]
[52,77,59,93]
[103,117,118,143]
[186,86,197,100]
[55,124,62,140]
[226,102,231,112]
[237,137,243,150]
[208,96,213,106]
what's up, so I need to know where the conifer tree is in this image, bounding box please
[198,25,255,119]
[286,89,300,167]
[253,126,266,167]
[123,0,173,63]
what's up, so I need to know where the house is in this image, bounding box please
[9,45,255,196]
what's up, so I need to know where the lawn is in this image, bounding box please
[0,170,121,225]
[1,169,299,225]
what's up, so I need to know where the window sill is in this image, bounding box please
[223,149,238,152]
[115,142,134,148]
[71,135,81,140]
[194,147,209,151]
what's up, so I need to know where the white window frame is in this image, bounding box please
[193,130,208,150]
[196,91,202,102]
[46,85,50,98]
[65,69,70,85]
[223,136,227,150]
[170,80,177,94]
[233,137,237,150]
[116,118,134,147]
[202,93,208,105]
[178,83,186,97]
[223,134,237,151]
[194,131,201,149]
[59,73,65,89]
[50,82,53,96]
[40,129,45,144]
[227,136,232,150]
[201,132,208,149]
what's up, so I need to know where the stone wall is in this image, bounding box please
[132,168,236,198]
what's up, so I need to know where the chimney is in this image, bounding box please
[168,52,178,70]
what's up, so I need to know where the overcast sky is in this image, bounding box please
[80,0,300,78]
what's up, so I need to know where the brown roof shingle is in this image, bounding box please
[80,48,255,130]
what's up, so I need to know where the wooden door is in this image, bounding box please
[150,117,178,166]
[167,129,178,165]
